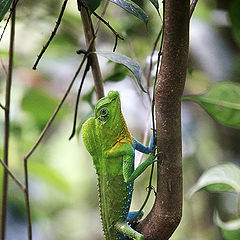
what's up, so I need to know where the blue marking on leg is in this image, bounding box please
[132,136,153,154]
[127,211,144,222]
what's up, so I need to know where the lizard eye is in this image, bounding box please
[100,109,108,117]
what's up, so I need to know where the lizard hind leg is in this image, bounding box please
[115,221,144,240]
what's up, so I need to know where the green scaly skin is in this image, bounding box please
[81,91,155,240]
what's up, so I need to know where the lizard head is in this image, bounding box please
[95,90,121,126]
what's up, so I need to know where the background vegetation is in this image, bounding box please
[0,0,240,239]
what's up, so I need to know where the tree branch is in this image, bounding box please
[136,0,190,239]
[91,10,124,52]
[23,159,32,240]
[78,0,104,99]
[0,158,25,191]
[1,3,16,239]
[32,0,69,70]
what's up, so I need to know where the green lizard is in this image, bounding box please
[81,90,155,240]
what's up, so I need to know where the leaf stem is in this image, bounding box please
[1,4,15,239]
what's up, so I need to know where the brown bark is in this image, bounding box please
[136,0,190,239]
[79,1,105,99]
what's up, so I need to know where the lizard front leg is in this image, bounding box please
[132,136,154,154]
[123,153,156,184]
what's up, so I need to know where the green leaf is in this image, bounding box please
[188,163,240,198]
[109,0,148,24]
[149,0,159,13]
[0,0,13,22]
[182,82,240,128]
[29,161,71,194]
[214,211,240,240]
[83,0,102,12]
[96,51,146,92]
[104,63,128,82]
[229,0,240,47]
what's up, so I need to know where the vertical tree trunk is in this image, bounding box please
[136,0,189,239]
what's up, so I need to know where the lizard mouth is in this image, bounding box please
[98,115,109,123]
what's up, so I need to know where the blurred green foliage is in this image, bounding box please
[182,82,240,129]
[21,87,68,128]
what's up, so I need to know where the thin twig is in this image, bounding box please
[151,0,165,145]
[113,36,118,52]
[131,161,156,223]
[69,56,91,140]
[22,49,90,240]
[0,0,20,43]
[23,159,32,240]
[95,0,110,34]
[1,3,15,239]
[152,24,164,146]
[0,103,5,110]
[0,157,25,191]
[190,0,199,18]
[24,37,96,161]
[32,0,69,70]
[91,10,124,51]
[24,54,89,161]
[146,28,162,92]
[92,11,124,40]
[79,0,123,52]
[80,0,123,40]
